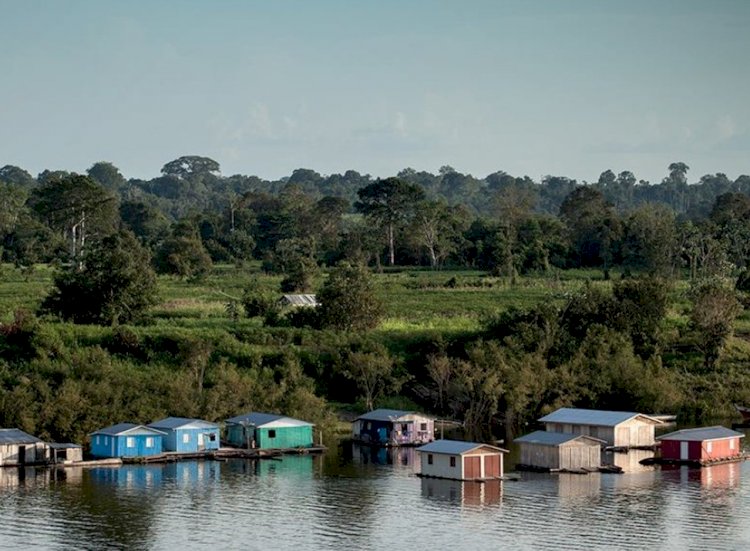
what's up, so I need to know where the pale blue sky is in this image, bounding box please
[1,0,749,183]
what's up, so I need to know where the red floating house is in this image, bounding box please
[657,426,744,463]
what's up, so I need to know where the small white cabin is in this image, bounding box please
[417,440,507,481]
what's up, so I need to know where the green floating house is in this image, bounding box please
[225,412,314,450]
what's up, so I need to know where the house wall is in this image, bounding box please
[225,424,249,448]
[420,452,463,480]
[257,425,313,449]
[0,442,48,466]
[91,434,163,458]
[559,441,600,470]
[545,420,655,447]
[519,442,560,469]
[162,427,220,452]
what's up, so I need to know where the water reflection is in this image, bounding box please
[421,478,502,508]
[351,443,420,471]
[604,448,657,474]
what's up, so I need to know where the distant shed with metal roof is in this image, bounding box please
[225,412,314,450]
[515,430,604,471]
[148,417,220,453]
[417,439,508,481]
[353,409,434,447]
[657,426,744,462]
[0,428,48,466]
[90,423,165,458]
[49,443,83,463]
[278,294,318,307]
[540,408,663,448]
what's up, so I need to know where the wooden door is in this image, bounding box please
[464,456,481,479]
[484,454,501,478]
[18,446,26,465]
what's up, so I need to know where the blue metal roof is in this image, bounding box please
[225,412,313,428]
[417,439,508,455]
[148,417,219,430]
[0,428,42,445]
[657,426,744,442]
[356,409,426,422]
[91,423,166,437]
[514,430,604,446]
[539,408,661,427]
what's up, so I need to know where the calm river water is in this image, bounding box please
[2,438,750,550]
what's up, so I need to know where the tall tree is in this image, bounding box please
[161,156,220,178]
[410,200,469,269]
[87,161,127,192]
[317,262,384,331]
[355,177,425,266]
[689,279,741,371]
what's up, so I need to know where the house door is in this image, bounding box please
[198,433,205,451]
[484,454,501,478]
[377,427,388,443]
[680,441,689,460]
[18,446,26,465]
[464,456,481,479]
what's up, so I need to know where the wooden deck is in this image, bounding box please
[121,446,326,464]
[640,453,749,468]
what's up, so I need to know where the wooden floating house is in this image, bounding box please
[0,428,49,467]
[90,423,166,458]
[49,443,83,464]
[278,294,318,308]
[147,417,220,453]
[515,430,604,471]
[657,426,744,464]
[417,440,508,481]
[352,409,434,447]
[540,408,663,448]
[225,412,314,450]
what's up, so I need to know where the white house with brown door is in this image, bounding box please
[417,439,508,481]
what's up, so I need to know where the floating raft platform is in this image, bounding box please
[122,446,326,464]
[604,444,658,453]
[640,453,749,468]
[514,464,622,475]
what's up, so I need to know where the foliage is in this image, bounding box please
[688,279,742,370]
[317,263,384,331]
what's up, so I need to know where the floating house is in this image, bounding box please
[417,440,508,481]
[657,426,744,463]
[0,429,48,466]
[352,409,434,447]
[540,408,663,448]
[49,443,83,464]
[90,423,165,458]
[225,412,314,449]
[147,417,220,453]
[515,430,604,471]
[278,294,318,308]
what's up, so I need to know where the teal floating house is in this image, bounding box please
[225,412,314,450]
[90,423,165,458]
[147,417,220,453]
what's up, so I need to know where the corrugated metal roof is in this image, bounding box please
[417,439,508,455]
[539,408,662,427]
[225,412,313,428]
[279,294,318,307]
[91,423,166,437]
[48,443,82,449]
[148,417,219,430]
[0,428,42,445]
[514,430,605,446]
[356,409,425,422]
[657,426,744,442]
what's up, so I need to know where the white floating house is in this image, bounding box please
[0,429,48,466]
[417,440,508,481]
[539,408,663,448]
[515,430,604,471]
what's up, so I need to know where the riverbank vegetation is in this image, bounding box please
[2,158,750,444]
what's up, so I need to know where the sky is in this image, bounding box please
[1,0,749,184]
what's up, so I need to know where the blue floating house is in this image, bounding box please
[90,423,165,458]
[224,412,314,450]
[147,417,220,453]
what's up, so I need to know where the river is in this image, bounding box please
[1,439,749,550]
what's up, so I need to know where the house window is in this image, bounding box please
[450,456,456,468]
[209,433,216,442]
[183,433,190,444]
[146,437,154,448]
[95,436,100,445]
[427,454,433,465]
[420,423,427,431]
[126,437,135,448]
[707,441,713,453]
[268,430,276,438]
[401,423,408,432]
[366,422,371,430]
[730,439,736,450]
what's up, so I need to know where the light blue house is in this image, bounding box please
[90,423,165,458]
[225,412,314,450]
[147,417,220,453]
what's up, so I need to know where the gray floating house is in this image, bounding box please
[417,440,508,481]
[540,408,663,448]
[49,443,83,464]
[147,417,221,453]
[515,430,604,471]
[0,429,48,466]
[225,412,314,450]
[90,423,166,458]
[352,409,434,447]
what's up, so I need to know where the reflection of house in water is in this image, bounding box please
[352,443,420,469]
[420,478,502,507]
[163,461,221,485]
[0,467,52,489]
[699,462,741,489]
[225,455,316,478]
[556,472,601,500]
[605,448,658,474]
[88,465,163,490]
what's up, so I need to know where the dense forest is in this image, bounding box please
[2,157,750,446]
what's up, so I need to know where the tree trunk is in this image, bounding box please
[387,224,395,266]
